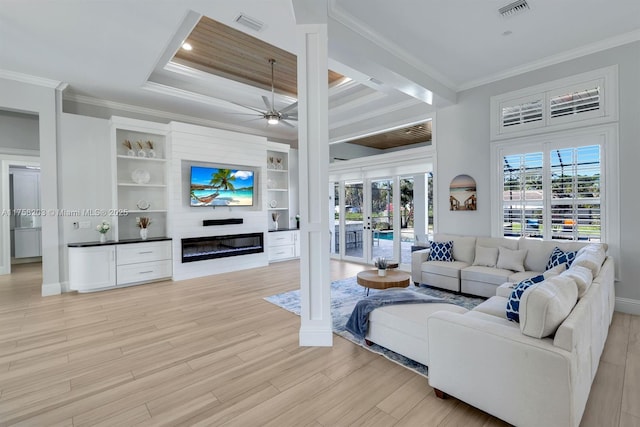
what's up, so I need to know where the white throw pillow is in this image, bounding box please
[572,244,606,277]
[519,275,578,338]
[473,246,499,267]
[496,247,528,272]
[560,265,593,299]
[545,263,567,277]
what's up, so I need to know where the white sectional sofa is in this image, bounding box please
[411,233,598,297]
[427,245,615,427]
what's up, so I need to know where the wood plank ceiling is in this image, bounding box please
[173,16,344,97]
[345,121,432,150]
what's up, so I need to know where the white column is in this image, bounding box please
[294,4,332,346]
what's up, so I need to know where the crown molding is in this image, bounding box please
[458,29,640,91]
[328,0,458,91]
[63,93,296,141]
[0,69,62,89]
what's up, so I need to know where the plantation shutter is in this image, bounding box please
[502,152,544,237]
[500,96,544,132]
[550,86,601,119]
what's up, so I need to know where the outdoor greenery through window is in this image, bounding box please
[502,145,601,241]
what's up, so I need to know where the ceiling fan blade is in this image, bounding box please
[261,95,272,111]
[280,119,296,128]
[229,101,266,115]
[279,102,298,114]
[282,115,297,121]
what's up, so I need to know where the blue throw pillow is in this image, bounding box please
[506,274,546,323]
[428,241,454,262]
[546,247,578,270]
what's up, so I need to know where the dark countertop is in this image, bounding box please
[268,228,299,233]
[68,237,172,248]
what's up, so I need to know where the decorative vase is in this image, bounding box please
[137,149,147,157]
[140,228,148,240]
[127,149,136,157]
[99,233,107,244]
[147,149,156,158]
[296,220,300,229]
[273,220,278,231]
[378,268,387,277]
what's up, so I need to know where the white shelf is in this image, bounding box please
[268,188,288,192]
[268,207,288,211]
[267,169,288,173]
[118,183,167,188]
[117,155,167,163]
[126,209,167,214]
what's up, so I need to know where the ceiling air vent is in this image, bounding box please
[234,13,264,32]
[499,0,530,17]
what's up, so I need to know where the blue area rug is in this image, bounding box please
[264,276,485,377]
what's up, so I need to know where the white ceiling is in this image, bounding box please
[1,0,639,144]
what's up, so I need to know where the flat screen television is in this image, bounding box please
[190,165,255,207]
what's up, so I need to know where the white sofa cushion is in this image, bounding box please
[519,275,578,338]
[560,265,593,299]
[435,234,477,264]
[422,260,470,278]
[497,247,527,272]
[462,266,512,285]
[476,236,519,250]
[572,244,606,277]
[473,246,498,267]
[473,295,509,318]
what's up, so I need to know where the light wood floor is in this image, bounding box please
[0,261,638,426]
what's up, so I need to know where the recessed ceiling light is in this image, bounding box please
[182,42,193,51]
[502,30,513,36]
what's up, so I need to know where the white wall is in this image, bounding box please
[168,122,269,280]
[435,41,640,307]
[0,111,39,152]
[58,113,112,288]
[330,142,381,161]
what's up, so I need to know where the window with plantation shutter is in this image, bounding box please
[490,66,617,140]
[499,142,603,242]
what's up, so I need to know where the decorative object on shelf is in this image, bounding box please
[449,174,477,211]
[267,178,274,189]
[136,216,151,240]
[136,199,150,210]
[268,156,275,169]
[146,140,156,158]
[96,220,110,243]
[272,212,280,231]
[269,199,278,208]
[296,214,300,229]
[123,139,135,156]
[136,140,147,157]
[375,257,388,276]
[131,169,151,184]
[276,157,283,170]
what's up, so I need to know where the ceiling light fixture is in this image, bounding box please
[266,114,279,125]
[182,42,192,51]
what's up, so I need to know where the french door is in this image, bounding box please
[331,176,416,268]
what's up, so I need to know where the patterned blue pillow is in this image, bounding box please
[428,241,454,262]
[506,274,546,323]
[546,247,578,270]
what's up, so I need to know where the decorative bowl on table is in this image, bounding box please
[131,169,150,184]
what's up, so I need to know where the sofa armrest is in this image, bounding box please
[411,249,430,284]
[496,282,516,298]
[428,311,578,427]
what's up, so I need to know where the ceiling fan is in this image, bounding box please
[233,58,298,127]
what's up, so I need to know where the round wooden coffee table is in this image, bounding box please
[356,269,411,295]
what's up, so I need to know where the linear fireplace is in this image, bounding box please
[181,232,264,263]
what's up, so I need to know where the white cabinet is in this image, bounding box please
[111,117,169,241]
[268,230,299,262]
[116,241,172,285]
[68,239,172,292]
[14,228,41,258]
[69,245,116,292]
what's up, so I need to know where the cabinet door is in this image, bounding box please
[69,246,116,292]
[14,228,41,258]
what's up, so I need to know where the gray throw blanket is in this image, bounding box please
[345,290,450,339]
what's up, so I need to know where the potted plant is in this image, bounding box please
[96,220,110,243]
[136,216,151,240]
[375,257,388,276]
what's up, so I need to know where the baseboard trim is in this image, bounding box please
[41,282,61,297]
[615,297,640,315]
[299,327,333,347]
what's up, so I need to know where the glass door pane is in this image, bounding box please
[344,181,365,260]
[331,182,340,256]
[400,177,414,265]
[371,179,393,261]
